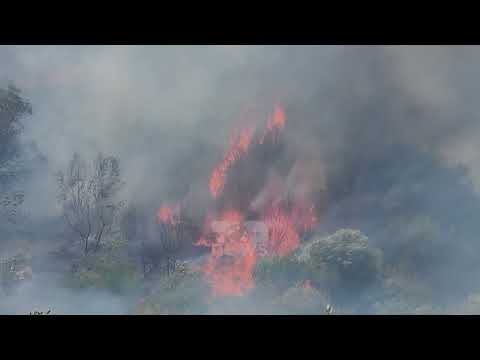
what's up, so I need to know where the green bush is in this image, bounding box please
[253,255,309,293]
[274,282,329,315]
[298,229,383,300]
[448,294,480,315]
[69,239,139,294]
[133,269,209,315]
[0,251,32,295]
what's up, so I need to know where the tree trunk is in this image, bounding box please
[84,236,89,256]
[94,224,106,252]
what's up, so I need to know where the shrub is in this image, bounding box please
[69,238,139,294]
[298,229,383,301]
[253,255,309,293]
[274,281,329,315]
[133,267,209,315]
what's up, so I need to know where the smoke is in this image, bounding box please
[2,45,480,313]
[0,273,131,315]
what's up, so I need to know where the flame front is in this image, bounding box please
[196,210,256,297]
[163,104,319,298]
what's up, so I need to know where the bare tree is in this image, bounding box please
[139,211,193,279]
[158,221,183,277]
[120,203,138,243]
[56,153,125,256]
[119,202,197,279]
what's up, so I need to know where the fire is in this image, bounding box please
[196,210,256,297]
[156,205,178,225]
[218,209,244,223]
[268,104,286,131]
[260,104,286,144]
[257,197,317,259]
[291,202,318,233]
[209,105,286,198]
[209,167,226,199]
[209,127,254,198]
[262,205,300,257]
[196,199,317,297]
[164,103,319,298]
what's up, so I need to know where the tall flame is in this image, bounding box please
[209,127,254,198]
[209,105,286,198]
[262,205,300,257]
[176,103,319,297]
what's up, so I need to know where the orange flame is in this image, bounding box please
[196,197,318,297]
[268,104,286,131]
[218,209,244,223]
[260,104,286,144]
[194,103,319,297]
[209,105,286,198]
[209,127,254,198]
[262,205,300,257]
[291,202,318,233]
[196,210,256,297]
[156,205,178,225]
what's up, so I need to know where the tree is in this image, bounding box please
[253,255,308,293]
[0,85,31,171]
[141,214,188,279]
[0,85,31,224]
[56,152,125,256]
[0,192,24,223]
[157,219,184,277]
[274,281,329,315]
[298,229,383,301]
[120,203,139,243]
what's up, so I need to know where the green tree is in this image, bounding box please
[0,85,31,224]
[299,229,383,301]
[254,255,308,293]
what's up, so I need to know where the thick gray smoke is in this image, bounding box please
[1,45,480,314]
[3,46,480,209]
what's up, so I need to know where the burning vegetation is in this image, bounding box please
[6,47,480,315]
[154,104,319,297]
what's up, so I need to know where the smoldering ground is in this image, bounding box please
[2,45,480,313]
